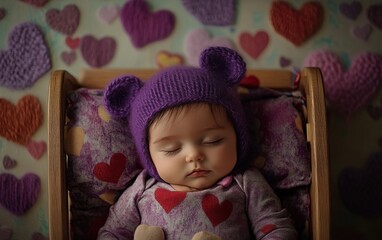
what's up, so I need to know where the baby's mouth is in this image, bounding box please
[187,169,211,177]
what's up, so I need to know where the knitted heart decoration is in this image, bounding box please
[338,151,382,218]
[155,51,184,69]
[351,24,372,42]
[339,1,362,20]
[46,4,80,35]
[120,0,175,48]
[97,4,119,24]
[0,95,43,145]
[0,8,6,21]
[304,50,382,118]
[80,35,116,68]
[0,22,51,89]
[270,1,323,46]
[19,0,49,7]
[184,28,234,66]
[239,31,269,60]
[367,4,382,31]
[182,0,236,26]
[0,173,41,216]
[61,51,76,66]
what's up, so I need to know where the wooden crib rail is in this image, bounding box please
[48,67,329,240]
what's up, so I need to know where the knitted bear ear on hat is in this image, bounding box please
[104,75,144,118]
[200,46,246,86]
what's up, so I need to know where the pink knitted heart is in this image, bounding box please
[0,173,41,216]
[239,31,269,60]
[351,24,372,41]
[27,140,46,160]
[97,5,119,24]
[184,28,234,66]
[3,155,17,169]
[367,4,382,30]
[120,0,175,48]
[304,50,382,118]
[80,35,116,67]
[0,23,51,89]
[182,0,236,26]
[46,4,80,35]
[61,51,76,66]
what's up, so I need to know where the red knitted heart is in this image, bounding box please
[93,153,126,184]
[271,1,323,46]
[239,31,269,60]
[65,36,80,49]
[155,188,187,213]
[0,95,42,145]
[202,194,232,227]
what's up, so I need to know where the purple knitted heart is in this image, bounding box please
[0,22,51,89]
[339,1,362,20]
[279,56,291,67]
[338,151,382,218]
[0,8,6,21]
[61,51,76,66]
[0,173,41,216]
[367,4,382,30]
[46,4,80,35]
[3,155,17,169]
[304,50,382,119]
[120,0,175,48]
[80,35,116,67]
[19,0,48,7]
[182,0,236,26]
[351,23,372,41]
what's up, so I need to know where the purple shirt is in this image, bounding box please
[98,167,297,240]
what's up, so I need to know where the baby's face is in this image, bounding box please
[149,103,237,192]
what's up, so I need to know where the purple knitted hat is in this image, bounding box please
[104,47,250,181]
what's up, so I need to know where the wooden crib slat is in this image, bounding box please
[300,67,330,240]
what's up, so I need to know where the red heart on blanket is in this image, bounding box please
[304,50,382,118]
[155,188,187,213]
[202,194,232,227]
[0,95,42,145]
[240,75,260,89]
[0,173,41,216]
[260,224,276,234]
[120,0,175,48]
[65,36,80,49]
[270,1,323,46]
[93,153,126,184]
[239,31,269,60]
[46,4,80,35]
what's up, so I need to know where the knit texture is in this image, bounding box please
[270,1,323,46]
[0,95,43,145]
[182,0,236,26]
[0,22,51,89]
[105,47,249,181]
[120,0,175,48]
[367,4,382,31]
[45,4,80,35]
[0,173,41,216]
[304,50,382,119]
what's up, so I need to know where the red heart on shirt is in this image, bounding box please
[260,224,276,234]
[202,194,232,227]
[93,153,126,184]
[155,188,187,213]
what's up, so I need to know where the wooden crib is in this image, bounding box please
[47,67,330,240]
